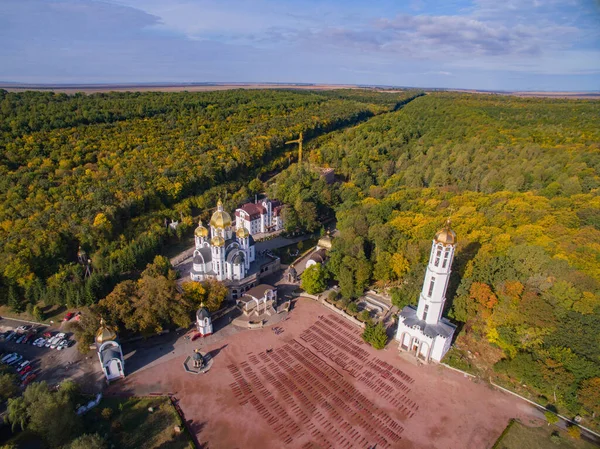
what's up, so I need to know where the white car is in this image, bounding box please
[17,360,30,370]
[50,333,65,349]
[57,339,68,351]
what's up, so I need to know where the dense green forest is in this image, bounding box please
[277,93,599,425]
[2,89,599,427]
[0,88,420,311]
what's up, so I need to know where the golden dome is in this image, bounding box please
[211,235,225,247]
[317,231,333,250]
[210,199,232,229]
[194,220,209,238]
[236,227,249,239]
[95,318,117,344]
[435,219,457,246]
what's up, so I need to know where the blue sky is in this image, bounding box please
[1,0,599,90]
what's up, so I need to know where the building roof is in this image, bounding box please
[193,246,213,264]
[434,219,457,246]
[236,227,249,239]
[196,308,211,321]
[211,235,225,247]
[210,199,232,228]
[237,202,266,220]
[244,284,275,300]
[309,249,327,264]
[99,344,122,365]
[194,220,209,238]
[399,306,456,339]
[95,319,117,344]
[317,232,333,250]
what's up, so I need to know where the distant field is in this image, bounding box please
[493,420,596,449]
[1,83,598,98]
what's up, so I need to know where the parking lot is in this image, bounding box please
[0,317,105,393]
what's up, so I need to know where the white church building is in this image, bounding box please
[191,199,257,282]
[395,220,457,363]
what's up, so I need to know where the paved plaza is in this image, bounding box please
[109,298,540,449]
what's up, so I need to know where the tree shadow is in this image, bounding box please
[121,333,177,376]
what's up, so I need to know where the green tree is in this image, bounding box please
[70,433,108,449]
[362,322,388,349]
[301,264,329,295]
[0,373,19,402]
[7,381,80,446]
[347,302,359,315]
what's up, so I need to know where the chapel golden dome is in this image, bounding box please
[95,318,117,344]
[211,235,225,247]
[434,219,457,246]
[210,199,232,229]
[317,231,333,250]
[194,220,209,238]
[236,227,250,239]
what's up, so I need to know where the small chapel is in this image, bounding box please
[190,199,256,282]
[95,319,125,382]
[395,220,457,363]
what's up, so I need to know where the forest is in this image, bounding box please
[0,88,421,312]
[277,93,599,426]
[2,89,599,428]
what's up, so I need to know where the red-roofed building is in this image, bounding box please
[235,197,284,235]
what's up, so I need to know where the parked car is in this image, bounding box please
[1,353,17,363]
[19,365,32,377]
[7,355,23,366]
[42,332,52,339]
[15,325,31,332]
[15,335,27,344]
[50,333,65,349]
[57,339,68,351]
[5,331,17,342]
[63,312,75,322]
[17,360,30,370]
[21,373,36,386]
[23,333,36,344]
[67,339,76,348]
[3,355,17,365]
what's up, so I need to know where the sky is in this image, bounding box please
[1,0,600,90]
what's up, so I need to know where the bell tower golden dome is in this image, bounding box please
[434,219,457,246]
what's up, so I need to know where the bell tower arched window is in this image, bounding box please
[428,277,436,297]
[434,245,442,267]
[442,248,451,268]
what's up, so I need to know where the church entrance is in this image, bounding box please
[411,338,420,354]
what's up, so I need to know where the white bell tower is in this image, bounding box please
[416,220,456,325]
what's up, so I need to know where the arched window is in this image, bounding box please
[434,245,442,267]
[442,248,451,268]
[428,277,436,297]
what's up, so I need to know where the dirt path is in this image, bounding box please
[109,298,540,449]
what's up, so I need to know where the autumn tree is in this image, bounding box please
[301,264,329,295]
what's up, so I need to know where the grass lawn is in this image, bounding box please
[0,304,66,325]
[83,396,194,449]
[271,237,318,264]
[494,420,596,449]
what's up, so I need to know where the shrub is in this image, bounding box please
[101,407,113,420]
[566,425,581,439]
[544,411,559,425]
[347,302,358,315]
